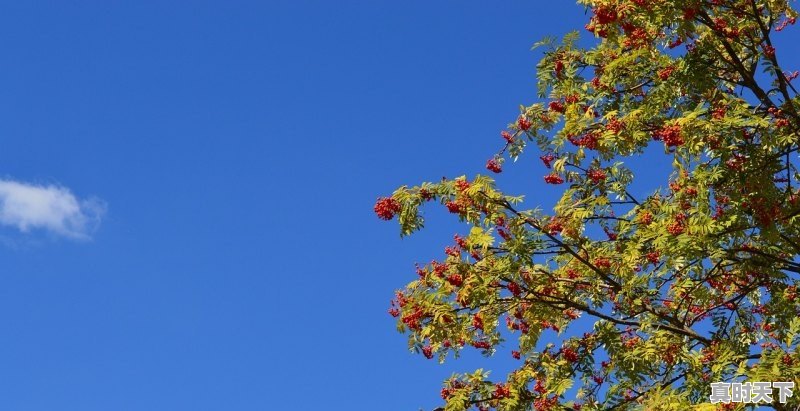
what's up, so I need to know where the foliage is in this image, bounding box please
[376,1,800,410]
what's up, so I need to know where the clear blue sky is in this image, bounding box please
[0,2,796,411]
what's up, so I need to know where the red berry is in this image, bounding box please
[454,179,471,191]
[667,220,684,235]
[554,60,565,78]
[653,124,684,147]
[472,340,491,349]
[422,345,433,359]
[587,168,607,184]
[562,347,579,362]
[657,66,675,80]
[507,281,522,297]
[472,314,484,330]
[486,159,502,173]
[544,173,565,184]
[494,383,511,399]
[517,116,532,131]
[374,197,401,220]
[593,257,611,269]
[446,201,465,214]
[593,6,617,24]
[511,350,521,360]
[446,273,463,287]
[540,153,556,168]
[548,101,565,113]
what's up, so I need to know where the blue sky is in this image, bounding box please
[0,2,797,411]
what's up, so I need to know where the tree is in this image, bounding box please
[376,0,800,410]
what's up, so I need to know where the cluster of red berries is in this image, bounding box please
[446,201,465,214]
[533,396,558,411]
[486,159,502,173]
[493,383,511,399]
[724,153,746,171]
[568,132,600,149]
[605,118,624,133]
[501,130,514,143]
[562,347,579,362]
[786,285,797,302]
[548,101,565,113]
[638,211,653,225]
[593,257,611,269]
[666,220,685,236]
[374,197,401,220]
[653,124,684,147]
[422,345,433,359]
[593,5,618,25]
[622,26,650,48]
[587,168,607,184]
[763,44,776,58]
[511,350,521,360]
[592,76,608,91]
[646,251,660,264]
[472,314,484,331]
[544,173,565,185]
[540,153,556,168]
[402,306,426,330]
[506,316,530,333]
[518,116,532,131]
[431,261,448,277]
[541,320,560,332]
[657,66,675,81]
[446,273,463,287]
[563,309,580,320]
[713,17,741,38]
[545,218,564,234]
[554,60,565,77]
[472,340,491,350]
[507,281,522,297]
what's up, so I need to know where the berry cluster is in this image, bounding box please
[486,159,502,173]
[517,116,532,131]
[562,347,579,362]
[548,101,565,113]
[374,197,401,220]
[568,132,599,149]
[587,168,607,184]
[544,173,565,185]
[653,124,684,147]
[540,153,556,168]
[657,66,675,81]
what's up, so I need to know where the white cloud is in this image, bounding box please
[0,179,105,239]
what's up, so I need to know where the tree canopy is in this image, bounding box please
[376,1,800,410]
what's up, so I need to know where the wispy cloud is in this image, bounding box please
[0,179,105,239]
